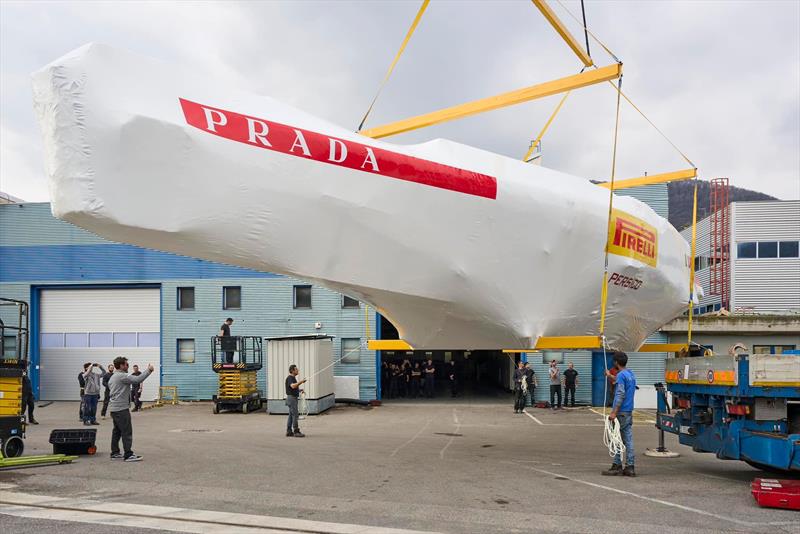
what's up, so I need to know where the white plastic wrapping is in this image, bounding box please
[32,44,692,351]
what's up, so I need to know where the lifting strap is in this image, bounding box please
[522,88,573,162]
[598,73,623,337]
[687,181,699,347]
[357,0,430,132]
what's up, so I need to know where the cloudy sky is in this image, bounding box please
[1,0,798,201]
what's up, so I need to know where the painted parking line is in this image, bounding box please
[509,462,796,528]
[0,490,442,534]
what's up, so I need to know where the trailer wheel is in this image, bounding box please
[2,436,24,458]
[212,403,219,414]
[242,402,249,414]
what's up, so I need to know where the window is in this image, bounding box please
[223,286,241,310]
[177,287,195,310]
[293,285,312,309]
[113,332,138,347]
[753,345,796,355]
[65,333,89,348]
[2,335,17,359]
[41,333,64,348]
[779,241,799,258]
[758,241,778,258]
[177,339,195,363]
[737,242,757,258]
[138,333,160,347]
[89,332,113,347]
[341,338,361,364]
[342,295,360,309]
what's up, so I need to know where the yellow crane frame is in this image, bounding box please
[363,1,698,353]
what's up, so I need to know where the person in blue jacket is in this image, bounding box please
[602,351,637,477]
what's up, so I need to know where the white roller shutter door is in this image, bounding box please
[39,288,160,401]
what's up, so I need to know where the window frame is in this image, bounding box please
[342,295,360,309]
[737,242,757,259]
[293,285,312,309]
[223,286,242,310]
[779,241,799,258]
[177,338,196,364]
[177,286,195,311]
[341,338,362,364]
[757,241,778,258]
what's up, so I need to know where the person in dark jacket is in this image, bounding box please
[101,364,114,418]
[22,373,37,424]
[78,364,88,421]
[513,361,527,413]
[130,365,143,411]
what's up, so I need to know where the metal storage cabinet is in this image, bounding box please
[266,335,335,414]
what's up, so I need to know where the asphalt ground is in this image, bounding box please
[1,400,798,534]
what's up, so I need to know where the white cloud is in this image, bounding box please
[1,0,798,201]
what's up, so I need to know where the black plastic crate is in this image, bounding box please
[49,428,97,455]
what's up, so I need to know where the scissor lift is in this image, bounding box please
[211,336,263,414]
[0,298,77,467]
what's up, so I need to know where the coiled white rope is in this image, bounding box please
[601,337,625,459]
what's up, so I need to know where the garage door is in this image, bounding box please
[39,288,160,401]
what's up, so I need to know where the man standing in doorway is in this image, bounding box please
[602,351,637,477]
[423,358,436,398]
[285,364,306,437]
[448,360,460,398]
[108,356,153,462]
[130,365,143,412]
[549,360,562,410]
[513,361,526,413]
[563,362,579,408]
[524,362,537,408]
[219,318,234,363]
[82,362,103,425]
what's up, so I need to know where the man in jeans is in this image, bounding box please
[548,360,562,410]
[82,363,104,425]
[602,351,637,477]
[285,364,306,437]
[108,356,153,462]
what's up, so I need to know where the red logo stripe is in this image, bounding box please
[179,98,497,200]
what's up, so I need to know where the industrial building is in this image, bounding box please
[0,185,678,406]
[665,197,800,355]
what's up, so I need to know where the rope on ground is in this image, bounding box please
[357,0,430,132]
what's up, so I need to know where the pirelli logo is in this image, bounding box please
[608,209,658,267]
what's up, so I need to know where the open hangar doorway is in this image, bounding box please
[377,316,514,401]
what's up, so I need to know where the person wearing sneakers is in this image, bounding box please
[285,364,306,438]
[602,351,637,477]
[108,356,153,461]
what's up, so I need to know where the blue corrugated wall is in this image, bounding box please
[0,203,376,400]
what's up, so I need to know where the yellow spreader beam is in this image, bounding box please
[637,344,688,353]
[360,63,622,139]
[597,168,697,190]
[531,0,593,67]
[368,339,413,351]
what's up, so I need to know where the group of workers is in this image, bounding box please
[381,358,461,399]
[512,359,580,412]
[72,358,153,461]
